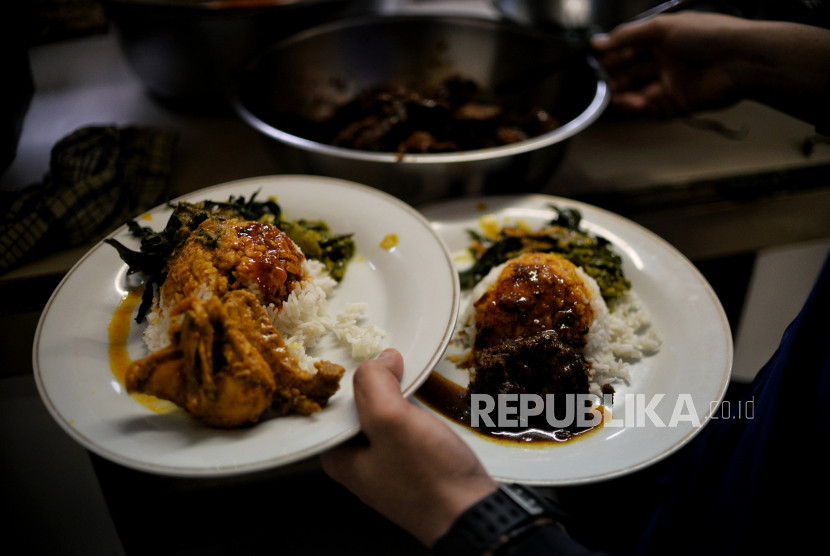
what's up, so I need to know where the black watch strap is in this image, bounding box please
[432,483,564,556]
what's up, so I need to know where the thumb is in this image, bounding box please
[351,349,407,434]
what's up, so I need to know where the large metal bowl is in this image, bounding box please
[232,15,609,205]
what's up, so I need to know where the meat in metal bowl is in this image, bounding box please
[232,15,609,205]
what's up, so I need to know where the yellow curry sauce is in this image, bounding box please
[108,287,143,383]
[380,233,399,250]
[108,287,177,414]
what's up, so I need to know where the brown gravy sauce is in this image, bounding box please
[415,371,606,446]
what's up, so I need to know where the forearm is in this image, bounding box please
[406,471,499,547]
[729,20,830,128]
[593,12,830,124]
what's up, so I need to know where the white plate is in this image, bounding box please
[418,195,732,486]
[33,175,459,477]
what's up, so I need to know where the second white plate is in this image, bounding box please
[418,195,733,486]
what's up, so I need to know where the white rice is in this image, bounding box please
[270,259,338,352]
[456,259,660,393]
[270,259,387,370]
[141,258,386,371]
[577,266,661,393]
[332,302,388,360]
[142,309,169,353]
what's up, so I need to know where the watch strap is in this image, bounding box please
[432,483,564,556]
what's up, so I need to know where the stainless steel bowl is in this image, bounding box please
[104,0,380,111]
[233,15,609,205]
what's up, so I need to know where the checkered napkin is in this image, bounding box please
[0,125,178,273]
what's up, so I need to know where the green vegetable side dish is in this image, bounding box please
[458,205,631,304]
[105,192,355,323]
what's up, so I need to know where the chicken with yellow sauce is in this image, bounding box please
[123,215,345,428]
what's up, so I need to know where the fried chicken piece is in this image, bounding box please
[221,290,345,416]
[160,218,306,309]
[126,291,345,427]
[126,294,277,428]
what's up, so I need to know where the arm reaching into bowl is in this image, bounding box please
[590,11,830,130]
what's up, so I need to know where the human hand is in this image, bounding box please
[591,11,830,127]
[590,12,748,117]
[320,349,498,547]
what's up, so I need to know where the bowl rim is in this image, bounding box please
[231,14,610,165]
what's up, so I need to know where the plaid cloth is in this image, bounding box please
[0,125,177,273]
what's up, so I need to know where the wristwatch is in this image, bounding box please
[431,483,567,556]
